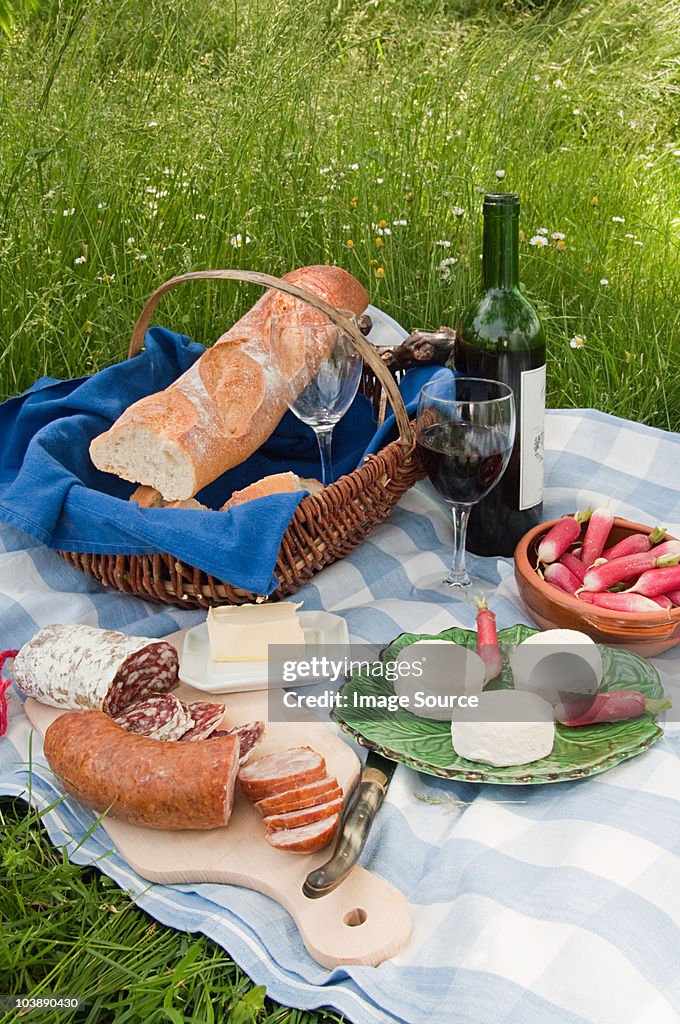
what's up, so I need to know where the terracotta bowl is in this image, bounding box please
[514,516,680,657]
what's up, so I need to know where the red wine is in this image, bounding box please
[451,194,546,556]
[418,422,513,505]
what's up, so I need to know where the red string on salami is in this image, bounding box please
[0,650,20,737]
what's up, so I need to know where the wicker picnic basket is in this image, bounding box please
[59,270,427,608]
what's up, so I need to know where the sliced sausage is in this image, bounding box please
[265,814,339,853]
[114,693,191,740]
[13,624,178,715]
[179,702,227,742]
[43,710,239,831]
[254,777,341,817]
[263,794,344,832]
[223,720,265,763]
[238,746,326,802]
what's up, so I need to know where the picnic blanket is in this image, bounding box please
[1,408,679,1024]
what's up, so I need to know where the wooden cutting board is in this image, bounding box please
[24,630,412,968]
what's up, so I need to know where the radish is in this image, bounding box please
[649,539,680,559]
[474,597,502,684]
[572,546,582,558]
[543,562,581,596]
[625,564,680,599]
[585,592,662,613]
[581,551,680,591]
[554,690,671,726]
[537,509,592,564]
[0,649,19,738]
[559,551,587,583]
[602,528,666,561]
[576,592,595,604]
[665,589,680,606]
[580,507,614,567]
[652,595,673,609]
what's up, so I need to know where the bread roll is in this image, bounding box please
[90,266,369,501]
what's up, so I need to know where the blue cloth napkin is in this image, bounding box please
[0,328,443,595]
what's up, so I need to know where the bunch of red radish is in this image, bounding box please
[472,598,670,727]
[536,508,680,612]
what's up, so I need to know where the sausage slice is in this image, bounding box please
[239,747,326,802]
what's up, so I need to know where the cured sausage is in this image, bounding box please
[221,720,265,763]
[265,814,339,853]
[254,777,341,817]
[263,794,344,832]
[43,710,239,831]
[114,693,191,740]
[179,702,227,742]
[13,624,178,715]
[238,747,326,802]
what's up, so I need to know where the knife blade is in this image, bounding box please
[302,748,397,899]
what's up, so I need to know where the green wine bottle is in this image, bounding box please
[452,193,546,557]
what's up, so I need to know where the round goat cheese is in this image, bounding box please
[509,629,603,707]
[451,690,555,767]
[393,639,486,721]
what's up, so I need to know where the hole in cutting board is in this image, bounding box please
[343,908,367,927]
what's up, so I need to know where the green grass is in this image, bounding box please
[1,0,680,1018]
[0,797,344,1024]
[2,0,680,426]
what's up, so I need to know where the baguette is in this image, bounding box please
[90,266,368,501]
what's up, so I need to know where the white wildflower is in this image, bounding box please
[435,239,452,248]
[43,189,55,200]
[529,236,549,247]
[537,227,549,235]
[625,233,634,238]
[63,208,75,216]
[194,213,206,220]
[553,79,565,88]
[97,202,106,209]
[349,163,359,170]
[156,189,168,199]
[146,186,157,194]
[319,166,332,175]
[570,336,585,349]
[134,254,148,261]
[393,219,408,226]
[146,120,158,127]
[74,255,86,265]
[612,216,625,223]
[230,233,251,247]
[126,237,135,244]
[551,232,565,240]
[376,177,384,184]
[600,278,609,285]
[495,169,505,179]
[451,206,465,217]
[572,108,581,115]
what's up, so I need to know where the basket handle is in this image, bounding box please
[128,269,414,446]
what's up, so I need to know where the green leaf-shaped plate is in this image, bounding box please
[332,625,666,784]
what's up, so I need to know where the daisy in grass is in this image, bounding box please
[529,236,549,247]
[570,336,585,349]
[439,257,458,281]
[230,234,251,247]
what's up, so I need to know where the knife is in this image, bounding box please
[303,748,397,899]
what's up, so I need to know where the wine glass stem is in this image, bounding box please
[445,505,472,587]
[315,426,334,486]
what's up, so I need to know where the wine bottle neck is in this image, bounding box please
[482,211,519,291]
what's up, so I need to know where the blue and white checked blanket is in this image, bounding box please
[1,408,679,1024]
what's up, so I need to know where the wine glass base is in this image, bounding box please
[443,574,472,588]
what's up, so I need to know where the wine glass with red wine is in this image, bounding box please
[417,376,516,587]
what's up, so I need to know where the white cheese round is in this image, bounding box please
[509,629,603,707]
[393,639,486,721]
[451,690,555,767]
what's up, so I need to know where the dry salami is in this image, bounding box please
[239,747,326,803]
[265,814,339,853]
[13,624,178,715]
[43,710,240,831]
[179,702,227,742]
[114,693,191,741]
[263,794,344,832]
[254,777,340,817]
[223,721,265,764]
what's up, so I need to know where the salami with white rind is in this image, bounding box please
[114,693,191,740]
[254,777,341,817]
[263,795,344,832]
[265,814,339,853]
[43,710,240,831]
[239,747,326,802]
[179,702,227,742]
[12,624,178,716]
[223,720,265,763]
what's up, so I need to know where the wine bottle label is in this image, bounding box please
[519,364,546,510]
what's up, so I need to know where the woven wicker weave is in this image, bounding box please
[59,270,427,608]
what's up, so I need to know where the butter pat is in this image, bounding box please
[207,603,305,662]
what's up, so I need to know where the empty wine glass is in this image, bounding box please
[417,376,516,587]
[270,309,363,486]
